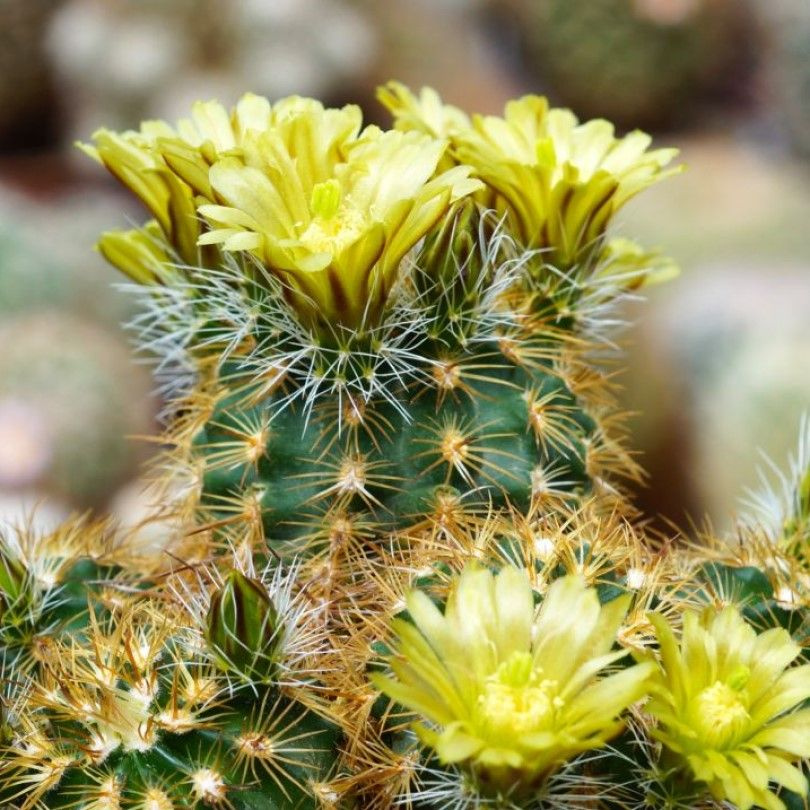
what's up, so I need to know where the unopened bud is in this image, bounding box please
[204,570,280,683]
[416,200,502,346]
[0,547,27,618]
[419,198,486,297]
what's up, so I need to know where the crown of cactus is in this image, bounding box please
[81,87,679,556]
[0,610,340,810]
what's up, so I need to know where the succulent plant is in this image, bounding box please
[490,0,754,132]
[80,88,680,558]
[368,532,810,810]
[4,83,808,810]
[7,492,810,808]
[0,515,123,676]
[0,559,339,810]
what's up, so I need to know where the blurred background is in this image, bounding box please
[0,0,808,537]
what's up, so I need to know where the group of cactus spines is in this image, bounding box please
[2,82,810,810]
[0,521,344,810]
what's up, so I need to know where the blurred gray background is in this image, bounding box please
[0,0,807,535]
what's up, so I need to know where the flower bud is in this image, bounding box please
[204,570,280,683]
[0,548,27,619]
[416,199,501,346]
[422,198,495,298]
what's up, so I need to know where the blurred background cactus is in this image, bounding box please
[0,185,156,520]
[759,0,810,159]
[485,0,757,131]
[0,311,153,509]
[47,0,376,139]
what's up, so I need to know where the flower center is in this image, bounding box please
[300,179,365,256]
[476,652,561,739]
[692,672,751,750]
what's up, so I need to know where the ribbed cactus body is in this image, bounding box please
[197,339,595,546]
[1,638,338,810]
[0,520,122,675]
[0,550,343,810]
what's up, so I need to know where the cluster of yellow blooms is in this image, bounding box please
[375,563,810,810]
[82,83,678,334]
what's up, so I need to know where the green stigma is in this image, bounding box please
[310,178,342,220]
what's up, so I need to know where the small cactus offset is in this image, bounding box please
[0,549,340,810]
[2,83,810,810]
[0,516,126,676]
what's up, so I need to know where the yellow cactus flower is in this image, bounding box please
[596,237,680,290]
[377,81,471,141]
[84,92,479,332]
[373,565,653,797]
[157,94,363,200]
[198,117,480,331]
[379,84,680,269]
[96,221,176,286]
[80,94,364,283]
[80,123,207,268]
[647,606,810,810]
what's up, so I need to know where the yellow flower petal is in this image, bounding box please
[493,566,533,661]
[531,575,601,683]
[97,223,173,285]
[383,85,681,268]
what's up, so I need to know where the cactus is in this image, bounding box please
[81,89,679,554]
[690,418,810,639]
[5,83,809,810]
[0,515,125,676]
[366,522,810,810]
[496,0,750,131]
[0,519,343,810]
[7,498,810,809]
[0,556,339,810]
